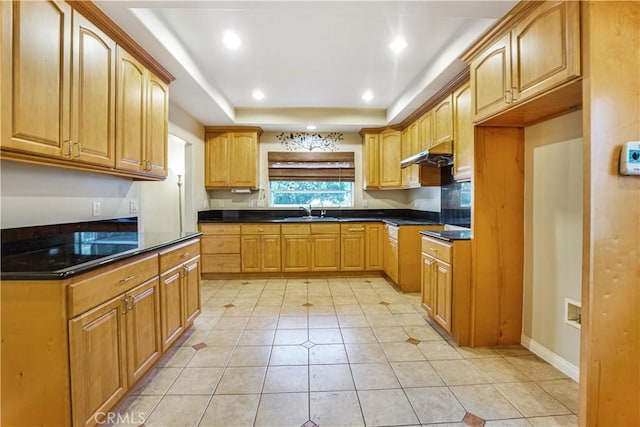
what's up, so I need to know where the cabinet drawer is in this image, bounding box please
[199,223,241,235]
[281,224,311,235]
[421,237,452,263]
[201,254,241,272]
[241,224,281,234]
[159,240,200,273]
[341,223,366,233]
[311,223,340,234]
[68,253,158,318]
[201,236,240,254]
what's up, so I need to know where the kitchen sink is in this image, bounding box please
[280,216,340,222]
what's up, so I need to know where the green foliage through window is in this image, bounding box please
[270,181,353,207]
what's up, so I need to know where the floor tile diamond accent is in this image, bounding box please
[463,411,486,426]
[379,301,391,306]
[302,303,314,307]
[192,342,207,351]
[301,420,319,427]
[223,303,235,308]
[406,337,421,345]
[302,341,316,349]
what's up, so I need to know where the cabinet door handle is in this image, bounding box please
[74,142,82,158]
[504,90,513,104]
[127,295,134,311]
[120,275,135,283]
[66,140,73,157]
[429,247,438,252]
[180,252,190,258]
[348,228,365,232]
[121,297,129,315]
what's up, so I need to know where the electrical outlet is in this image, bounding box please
[257,199,265,208]
[203,199,209,209]
[218,200,224,208]
[248,200,255,208]
[92,201,101,217]
[362,199,369,208]
[129,200,139,214]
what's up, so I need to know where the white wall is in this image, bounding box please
[522,110,583,378]
[0,161,139,228]
[206,131,424,210]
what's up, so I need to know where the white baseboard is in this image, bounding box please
[520,334,580,381]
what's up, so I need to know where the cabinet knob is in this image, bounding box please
[180,252,190,258]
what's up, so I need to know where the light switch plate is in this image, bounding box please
[92,201,101,217]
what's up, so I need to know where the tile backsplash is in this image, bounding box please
[441,181,471,226]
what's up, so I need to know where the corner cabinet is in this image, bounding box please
[468,1,581,122]
[0,0,172,180]
[204,127,262,189]
[1,237,201,427]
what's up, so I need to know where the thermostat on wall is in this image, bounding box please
[620,141,640,175]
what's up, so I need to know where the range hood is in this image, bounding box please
[401,148,454,168]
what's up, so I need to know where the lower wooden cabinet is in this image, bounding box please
[1,237,201,427]
[281,224,340,272]
[365,223,384,271]
[421,235,471,345]
[341,224,366,271]
[241,224,281,272]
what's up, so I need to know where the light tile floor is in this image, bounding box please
[110,277,579,427]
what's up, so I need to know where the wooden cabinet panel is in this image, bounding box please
[341,224,366,271]
[471,32,512,121]
[281,235,311,272]
[365,223,384,271]
[433,93,454,146]
[115,48,146,173]
[261,235,282,272]
[125,278,161,385]
[433,261,453,332]
[311,234,340,271]
[159,269,184,352]
[363,133,380,189]
[229,132,258,188]
[200,223,241,235]
[512,1,581,102]
[421,254,436,317]
[1,0,71,158]
[200,224,241,273]
[201,236,240,254]
[418,111,433,151]
[159,240,199,272]
[71,12,116,167]
[201,254,241,273]
[69,296,127,427]
[453,82,473,181]
[241,235,261,272]
[146,74,168,177]
[205,134,230,187]
[379,130,402,188]
[183,258,201,326]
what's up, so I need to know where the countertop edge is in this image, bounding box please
[1,232,203,281]
[420,230,472,241]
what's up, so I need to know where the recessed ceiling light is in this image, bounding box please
[361,90,374,102]
[223,31,241,50]
[389,37,407,53]
[252,89,265,100]
[306,125,317,131]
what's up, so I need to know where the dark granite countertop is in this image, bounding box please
[197,209,443,227]
[420,229,472,241]
[1,230,202,281]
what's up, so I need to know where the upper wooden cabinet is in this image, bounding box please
[204,128,261,189]
[362,129,402,190]
[115,48,168,178]
[453,82,473,181]
[467,1,581,122]
[433,93,454,147]
[0,0,172,180]
[417,111,433,152]
[1,1,71,159]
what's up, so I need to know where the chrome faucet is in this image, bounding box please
[299,204,313,217]
[320,201,326,218]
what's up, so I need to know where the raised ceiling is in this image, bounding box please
[95,1,516,131]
